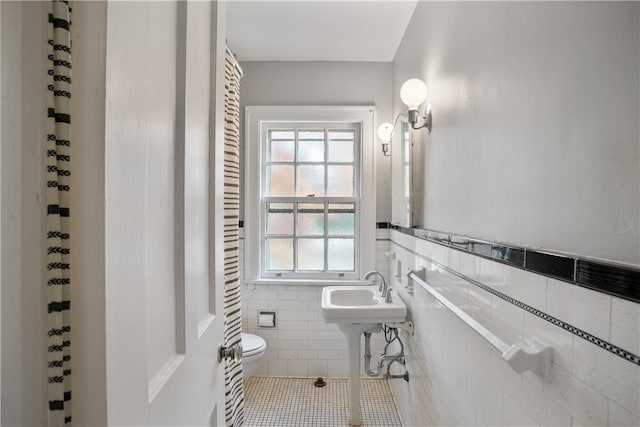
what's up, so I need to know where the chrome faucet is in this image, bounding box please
[364,271,392,303]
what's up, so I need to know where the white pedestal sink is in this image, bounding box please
[321,285,406,426]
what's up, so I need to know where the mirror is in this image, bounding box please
[391,120,412,227]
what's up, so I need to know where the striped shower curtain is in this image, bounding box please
[45,0,73,425]
[223,49,245,426]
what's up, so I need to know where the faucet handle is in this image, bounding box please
[384,287,393,303]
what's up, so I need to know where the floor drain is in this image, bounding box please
[313,377,326,387]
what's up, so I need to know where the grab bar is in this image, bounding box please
[408,271,552,378]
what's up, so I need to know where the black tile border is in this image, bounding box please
[526,251,575,283]
[387,223,640,304]
[391,239,640,367]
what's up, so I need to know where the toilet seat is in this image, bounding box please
[242,333,266,357]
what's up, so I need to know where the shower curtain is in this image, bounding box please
[45,0,73,425]
[223,48,245,426]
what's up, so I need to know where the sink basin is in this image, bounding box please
[321,282,408,426]
[330,288,378,306]
[321,285,407,324]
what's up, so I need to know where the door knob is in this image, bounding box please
[218,343,242,363]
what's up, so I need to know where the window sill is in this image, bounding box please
[246,279,370,287]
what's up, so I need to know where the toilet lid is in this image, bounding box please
[242,333,266,356]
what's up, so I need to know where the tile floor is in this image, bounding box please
[243,377,402,426]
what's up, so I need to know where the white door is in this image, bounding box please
[104,1,228,425]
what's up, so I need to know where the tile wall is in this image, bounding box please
[389,229,640,426]
[239,228,391,378]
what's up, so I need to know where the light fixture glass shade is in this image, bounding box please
[400,78,427,110]
[377,122,394,142]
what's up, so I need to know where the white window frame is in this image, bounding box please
[245,106,376,285]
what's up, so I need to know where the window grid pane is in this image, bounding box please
[266,202,294,235]
[328,130,355,163]
[266,238,294,271]
[264,124,359,275]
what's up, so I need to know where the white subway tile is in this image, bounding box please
[458,251,481,280]
[327,360,348,377]
[262,348,277,360]
[571,416,585,426]
[276,310,297,321]
[375,229,389,239]
[546,278,611,340]
[277,330,298,341]
[268,339,285,350]
[302,330,319,340]
[432,244,449,265]
[424,240,439,260]
[544,364,608,426]
[317,330,339,341]
[491,294,524,344]
[267,299,289,310]
[479,258,508,292]
[298,350,318,360]
[572,337,639,417]
[247,299,268,312]
[297,310,319,321]
[506,267,547,311]
[278,349,297,360]
[473,402,503,427]
[287,360,307,377]
[307,360,328,377]
[307,320,328,331]
[277,290,298,301]
[610,297,640,355]
[280,340,295,350]
[376,240,390,251]
[298,289,321,301]
[522,375,572,426]
[306,300,321,311]
[608,399,640,427]
[490,351,523,402]
[318,350,338,360]
[523,311,574,372]
[306,340,323,350]
[267,359,287,377]
[259,329,278,341]
[503,394,536,426]
[467,370,504,413]
[467,284,493,325]
[289,320,309,331]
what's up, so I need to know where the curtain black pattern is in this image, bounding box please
[223,48,245,426]
[46,1,72,425]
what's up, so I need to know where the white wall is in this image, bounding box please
[393,2,640,265]
[238,61,393,222]
[1,2,48,425]
[388,3,640,426]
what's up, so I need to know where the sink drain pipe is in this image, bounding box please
[363,325,409,382]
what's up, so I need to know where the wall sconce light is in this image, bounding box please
[377,122,394,157]
[400,78,432,133]
[377,78,432,157]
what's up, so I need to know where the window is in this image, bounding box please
[245,107,376,283]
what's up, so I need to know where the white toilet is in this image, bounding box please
[242,333,266,379]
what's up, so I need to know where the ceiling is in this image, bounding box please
[226,0,418,62]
